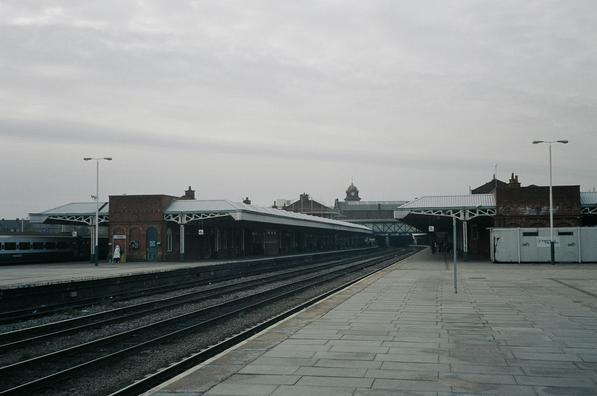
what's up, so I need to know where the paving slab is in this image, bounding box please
[148,249,597,395]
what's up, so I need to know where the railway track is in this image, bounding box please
[0,251,383,351]
[0,248,373,325]
[0,248,418,395]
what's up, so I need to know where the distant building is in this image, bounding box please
[281,193,337,219]
[273,198,292,209]
[345,182,361,201]
[333,182,419,247]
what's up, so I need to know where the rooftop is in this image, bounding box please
[397,194,496,210]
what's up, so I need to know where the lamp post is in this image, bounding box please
[532,140,568,264]
[84,157,112,266]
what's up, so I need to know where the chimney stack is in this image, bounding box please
[508,173,521,188]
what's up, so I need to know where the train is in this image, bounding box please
[0,234,97,264]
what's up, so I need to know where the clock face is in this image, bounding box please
[351,191,356,197]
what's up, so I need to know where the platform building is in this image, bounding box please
[30,187,372,262]
[395,174,597,262]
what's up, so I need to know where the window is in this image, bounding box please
[522,231,538,237]
[45,242,57,249]
[4,242,16,250]
[19,242,31,250]
[32,242,45,249]
[166,228,173,252]
[558,231,574,236]
[57,242,69,249]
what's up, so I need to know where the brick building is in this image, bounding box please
[281,193,337,219]
[32,187,372,262]
[493,174,581,228]
[333,182,419,247]
[397,173,597,259]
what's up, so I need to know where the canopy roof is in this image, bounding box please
[165,200,371,233]
[581,192,597,206]
[31,200,371,234]
[398,194,495,210]
[395,194,496,221]
[335,200,408,211]
[30,202,109,225]
[581,192,597,214]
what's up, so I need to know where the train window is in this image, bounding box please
[45,242,57,249]
[32,242,45,249]
[19,242,31,250]
[558,231,573,236]
[522,231,538,237]
[4,242,16,250]
[57,242,69,249]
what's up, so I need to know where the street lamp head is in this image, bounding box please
[557,140,568,144]
[104,157,113,161]
[532,140,544,144]
[84,157,92,161]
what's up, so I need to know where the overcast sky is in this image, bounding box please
[1,1,596,218]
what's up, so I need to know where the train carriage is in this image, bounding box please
[0,234,88,264]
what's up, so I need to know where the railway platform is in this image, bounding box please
[148,249,597,396]
[0,248,376,313]
[0,249,368,289]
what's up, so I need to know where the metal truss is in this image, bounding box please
[164,212,230,224]
[405,208,496,221]
[582,207,597,215]
[360,221,421,235]
[46,214,109,226]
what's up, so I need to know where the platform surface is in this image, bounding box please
[148,248,597,396]
[0,249,364,288]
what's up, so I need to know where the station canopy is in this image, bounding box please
[581,192,597,214]
[165,200,372,233]
[30,200,372,234]
[394,194,496,221]
[396,192,597,218]
[30,202,109,225]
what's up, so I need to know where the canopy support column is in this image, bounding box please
[463,219,468,261]
[179,223,185,261]
[90,225,95,262]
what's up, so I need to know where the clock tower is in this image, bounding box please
[345,182,361,202]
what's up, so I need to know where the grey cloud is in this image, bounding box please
[1,1,596,217]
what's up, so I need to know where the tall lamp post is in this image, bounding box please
[84,157,112,266]
[532,140,568,264]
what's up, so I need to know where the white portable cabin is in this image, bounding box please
[490,227,597,263]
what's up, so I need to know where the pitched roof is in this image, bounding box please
[397,194,496,210]
[166,200,370,233]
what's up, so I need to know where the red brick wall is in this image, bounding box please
[108,195,176,261]
[495,185,581,227]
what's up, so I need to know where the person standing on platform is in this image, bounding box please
[113,244,121,264]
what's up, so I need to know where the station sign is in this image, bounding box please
[428,226,435,232]
[113,234,127,240]
[198,229,204,236]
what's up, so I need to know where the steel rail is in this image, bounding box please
[0,252,377,350]
[111,248,421,396]
[0,249,411,395]
[0,248,376,324]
